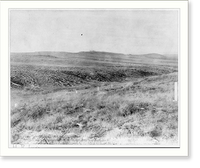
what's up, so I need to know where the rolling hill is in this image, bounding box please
[10,51,178,91]
[11,51,178,67]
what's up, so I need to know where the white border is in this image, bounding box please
[0,1,188,156]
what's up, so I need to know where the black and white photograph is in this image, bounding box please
[10,9,179,147]
[0,0,190,158]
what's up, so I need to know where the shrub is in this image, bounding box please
[27,105,50,120]
[119,102,149,117]
[149,126,162,137]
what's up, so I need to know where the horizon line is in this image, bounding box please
[10,50,178,56]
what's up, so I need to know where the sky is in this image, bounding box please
[10,10,178,55]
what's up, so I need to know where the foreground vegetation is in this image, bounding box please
[11,74,178,145]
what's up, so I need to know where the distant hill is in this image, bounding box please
[10,51,178,68]
[139,53,168,59]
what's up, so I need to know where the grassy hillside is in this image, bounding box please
[10,51,178,146]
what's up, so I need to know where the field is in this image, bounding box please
[10,51,178,146]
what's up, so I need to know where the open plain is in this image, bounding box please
[10,51,178,146]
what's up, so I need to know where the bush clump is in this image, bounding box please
[119,102,149,117]
[123,103,140,116]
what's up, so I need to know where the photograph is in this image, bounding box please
[10,9,179,147]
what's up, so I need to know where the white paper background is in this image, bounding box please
[0,0,188,156]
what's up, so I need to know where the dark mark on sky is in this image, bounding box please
[10,10,178,54]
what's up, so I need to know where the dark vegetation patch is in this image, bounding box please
[119,102,150,117]
[11,64,176,91]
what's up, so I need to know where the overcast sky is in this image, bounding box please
[10,10,178,55]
